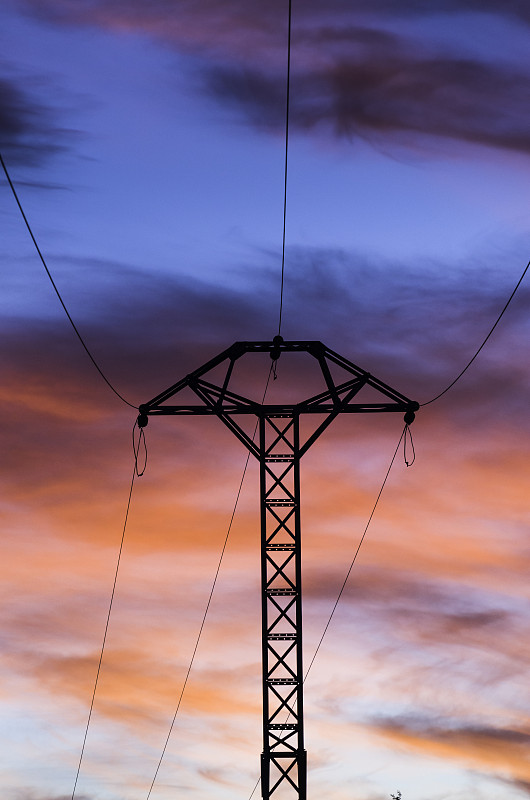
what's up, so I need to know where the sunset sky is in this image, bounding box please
[1,1,530,799]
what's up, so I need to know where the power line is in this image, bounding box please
[145,366,274,798]
[421,258,529,406]
[145,3,289,784]
[277,0,292,337]
[144,10,291,760]
[303,425,406,680]
[71,462,137,799]
[0,152,137,410]
[145,450,252,800]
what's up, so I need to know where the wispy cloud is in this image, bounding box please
[11,793,92,800]
[2,246,528,798]
[4,247,528,393]
[20,0,530,42]
[2,248,528,506]
[18,0,530,154]
[204,51,530,155]
[0,76,67,166]
[370,716,530,790]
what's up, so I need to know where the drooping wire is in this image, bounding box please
[247,425,407,800]
[145,365,275,799]
[133,421,148,477]
[71,463,138,799]
[302,427,406,684]
[248,775,261,800]
[147,5,290,779]
[421,258,529,406]
[403,424,415,467]
[277,0,292,337]
[145,451,251,799]
[0,152,137,410]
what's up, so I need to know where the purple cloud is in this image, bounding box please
[2,249,528,428]
[204,49,530,155]
[17,0,530,154]
[0,77,67,166]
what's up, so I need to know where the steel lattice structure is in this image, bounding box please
[138,338,418,800]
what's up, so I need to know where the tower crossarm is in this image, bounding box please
[142,402,412,416]
[138,341,418,424]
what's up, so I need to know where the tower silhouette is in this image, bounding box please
[138,337,418,800]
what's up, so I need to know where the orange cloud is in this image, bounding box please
[372,721,530,788]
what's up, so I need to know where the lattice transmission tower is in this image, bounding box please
[137,337,418,800]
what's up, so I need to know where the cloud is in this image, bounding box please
[18,0,530,154]
[9,635,260,732]
[1,248,528,528]
[0,76,67,166]
[370,716,530,788]
[2,253,528,741]
[366,0,530,24]
[6,247,529,397]
[505,779,530,798]
[303,561,528,658]
[204,49,530,155]
[11,794,92,800]
[20,0,530,40]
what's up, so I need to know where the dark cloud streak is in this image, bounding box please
[374,715,530,745]
[2,250,528,420]
[14,0,530,158]
[205,51,530,155]
[363,0,530,24]
[20,0,530,31]
[0,76,66,166]
[11,794,92,800]
[17,0,530,155]
[1,248,528,520]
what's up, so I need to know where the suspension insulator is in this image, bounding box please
[404,402,420,425]
[137,405,149,428]
[270,334,284,361]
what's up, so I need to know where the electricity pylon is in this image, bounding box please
[138,337,418,800]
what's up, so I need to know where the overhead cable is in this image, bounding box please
[145,449,252,800]
[0,152,137,409]
[421,258,529,406]
[277,0,292,337]
[302,425,407,682]
[145,365,275,799]
[71,460,137,799]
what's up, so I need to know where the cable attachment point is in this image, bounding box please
[270,335,283,380]
[403,401,419,426]
[270,335,284,361]
[137,404,149,428]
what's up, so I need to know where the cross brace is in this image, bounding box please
[259,412,306,799]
